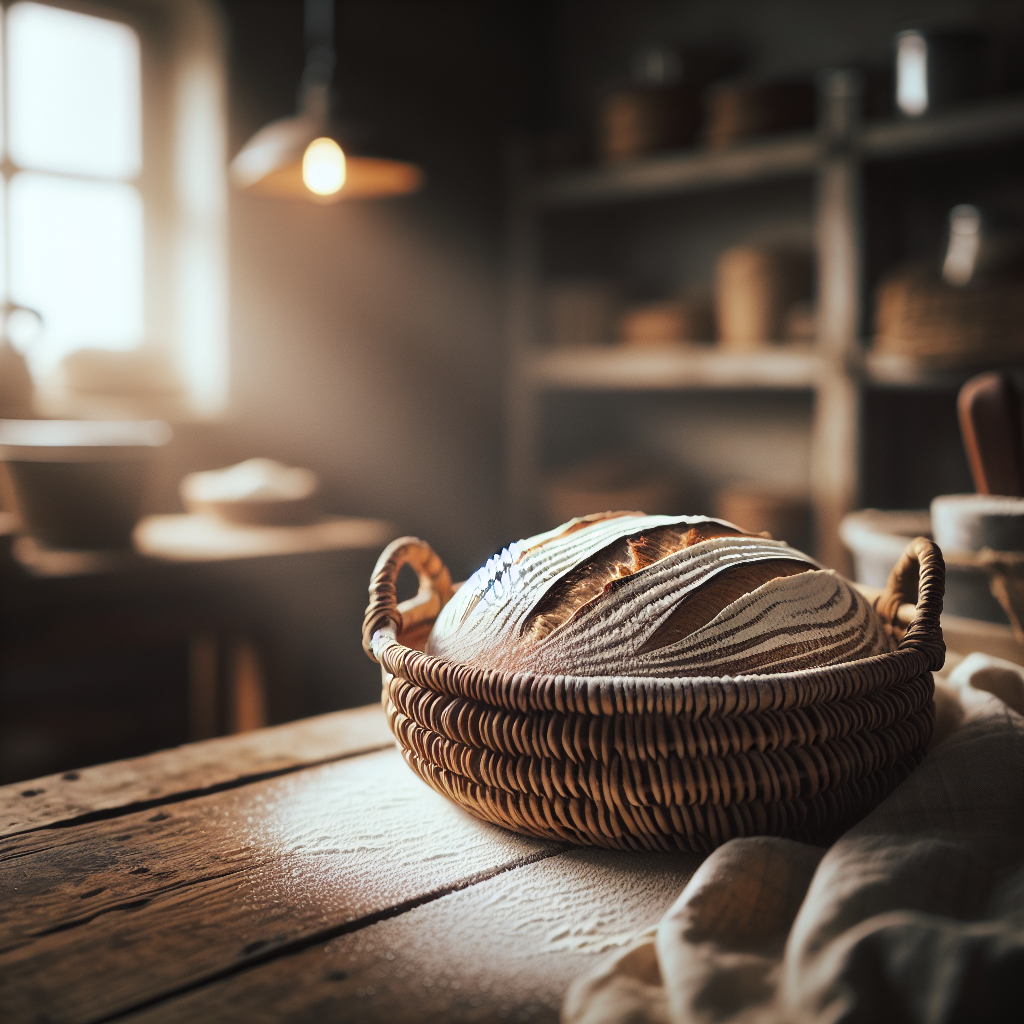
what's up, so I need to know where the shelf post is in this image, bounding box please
[503,137,542,537]
[813,69,863,574]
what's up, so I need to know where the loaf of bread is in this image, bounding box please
[426,511,894,676]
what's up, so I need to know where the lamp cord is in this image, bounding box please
[301,0,336,105]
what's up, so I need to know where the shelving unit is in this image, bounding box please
[504,82,1024,571]
[529,347,820,391]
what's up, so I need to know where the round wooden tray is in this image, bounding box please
[362,534,944,853]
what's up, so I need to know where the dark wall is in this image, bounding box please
[207,1,1022,581]
[549,0,1023,132]
[2,2,554,784]
[214,0,547,580]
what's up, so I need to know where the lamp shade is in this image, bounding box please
[230,111,423,203]
[230,2,424,204]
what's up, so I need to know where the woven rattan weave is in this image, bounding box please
[362,533,944,853]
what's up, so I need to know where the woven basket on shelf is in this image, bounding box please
[362,534,945,854]
[874,263,1024,368]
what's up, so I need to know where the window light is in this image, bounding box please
[7,2,141,179]
[2,1,229,418]
[9,173,144,368]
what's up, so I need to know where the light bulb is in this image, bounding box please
[302,137,346,196]
[896,31,928,117]
[942,204,981,286]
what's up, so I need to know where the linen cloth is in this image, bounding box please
[563,654,1024,1024]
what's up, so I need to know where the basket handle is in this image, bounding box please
[363,536,454,661]
[875,536,945,657]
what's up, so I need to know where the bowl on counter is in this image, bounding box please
[839,509,932,589]
[180,458,321,526]
[0,419,171,549]
[841,503,1021,627]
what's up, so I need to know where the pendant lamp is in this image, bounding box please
[230,0,423,203]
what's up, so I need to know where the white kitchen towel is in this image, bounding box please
[563,655,1024,1024]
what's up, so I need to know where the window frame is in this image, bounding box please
[1,0,229,420]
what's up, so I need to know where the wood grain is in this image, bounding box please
[0,749,559,1024]
[118,846,702,1024]
[0,703,393,837]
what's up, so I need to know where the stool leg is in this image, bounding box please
[228,636,268,733]
[188,632,220,740]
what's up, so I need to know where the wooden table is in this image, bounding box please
[0,703,702,1023]
[1,515,391,782]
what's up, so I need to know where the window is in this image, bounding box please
[2,0,228,417]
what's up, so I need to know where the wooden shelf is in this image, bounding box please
[863,351,1023,389]
[860,95,1024,160]
[535,133,819,208]
[532,94,1024,211]
[527,346,819,391]
[506,80,1024,571]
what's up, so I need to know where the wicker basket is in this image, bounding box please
[874,263,1024,368]
[362,535,944,854]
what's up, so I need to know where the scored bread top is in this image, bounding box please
[426,511,894,677]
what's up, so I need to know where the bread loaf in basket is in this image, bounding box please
[363,511,944,853]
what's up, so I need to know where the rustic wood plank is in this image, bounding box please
[0,703,393,838]
[0,749,559,1024]
[120,846,702,1024]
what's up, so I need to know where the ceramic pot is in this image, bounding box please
[0,419,171,549]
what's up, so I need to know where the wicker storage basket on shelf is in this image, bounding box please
[362,530,944,854]
[873,263,1024,368]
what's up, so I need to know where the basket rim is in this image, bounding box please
[365,534,945,717]
[371,631,941,717]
